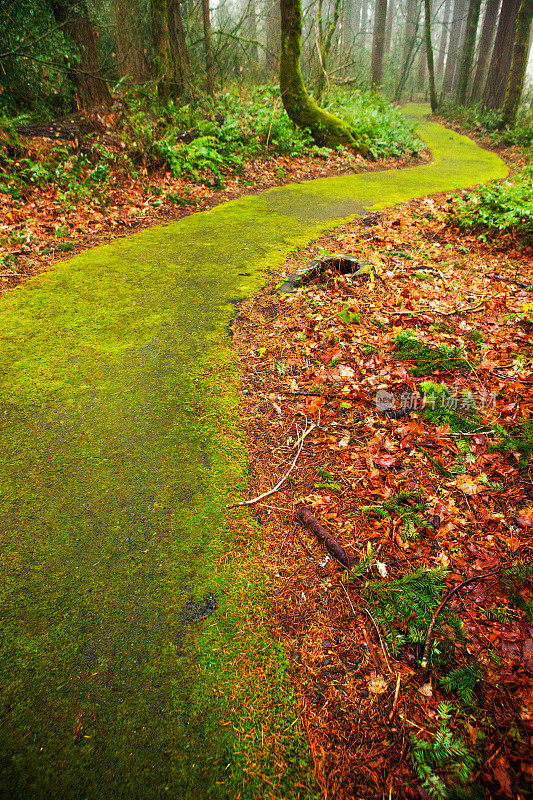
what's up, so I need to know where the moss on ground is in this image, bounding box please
[0,105,507,799]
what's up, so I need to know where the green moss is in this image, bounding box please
[0,107,507,798]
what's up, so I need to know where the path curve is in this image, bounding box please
[0,105,507,800]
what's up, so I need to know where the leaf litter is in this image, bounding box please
[232,186,533,799]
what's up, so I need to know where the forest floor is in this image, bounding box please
[0,108,531,798]
[0,134,427,301]
[232,170,533,797]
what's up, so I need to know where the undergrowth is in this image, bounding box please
[0,86,421,205]
[362,567,450,656]
[491,418,533,468]
[411,702,481,799]
[450,168,533,243]
[418,381,481,433]
[361,489,426,539]
[394,332,472,376]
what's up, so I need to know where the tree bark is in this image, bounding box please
[371,0,388,87]
[440,0,468,96]
[436,0,452,76]
[266,0,282,72]
[394,0,421,100]
[279,0,355,146]
[470,0,502,100]
[502,0,533,125]
[483,0,521,108]
[113,0,148,82]
[361,0,369,44]
[150,0,173,99]
[48,0,112,109]
[201,0,216,97]
[167,0,190,94]
[424,0,438,110]
[456,0,482,104]
[384,0,393,55]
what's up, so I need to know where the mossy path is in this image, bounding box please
[0,106,506,800]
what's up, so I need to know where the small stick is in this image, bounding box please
[421,568,499,668]
[295,507,356,569]
[389,673,401,722]
[227,423,310,508]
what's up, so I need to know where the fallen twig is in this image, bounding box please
[421,568,500,668]
[227,423,311,508]
[295,506,356,569]
[389,673,402,722]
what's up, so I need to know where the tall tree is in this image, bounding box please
[316,0,343,96]
[150,0,172,98]
[394,0,421,100]
[266,0,281,72]
[48,0,112,108]
[279,0,355,145]
[371,0,389,87]
[440,0,468,96]
[483,0,520,107]
[502,0,533,125]
[470,0,502,100]
[436,0,452,75]
[360,0,369,44]
[167,0,190,94]
[113,0,148,82]
[456,0,482,103]
[201,0,215,97]
[424,0,438,110]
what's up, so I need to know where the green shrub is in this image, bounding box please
[450,168,533,242]
[419,381,481,433]
[440,663,482,705]
[361,489,426,539]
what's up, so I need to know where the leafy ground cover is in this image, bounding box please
[233,181,533,798]
[0,88,422,287]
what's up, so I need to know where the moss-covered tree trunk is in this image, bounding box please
[49,0,112,109]
[456,0,482,104]
[501,0,533,125]
[167,0,190,95]
[424,0,438,111]
[279,0,355,147]
[150,0,173,99]
[371,0,388,88]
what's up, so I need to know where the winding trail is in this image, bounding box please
[0,105,507,800]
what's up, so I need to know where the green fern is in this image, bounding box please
[361,489,426,539]
[394,331,472,376]
[440,663,482,705]
[419,381,481,434]
[491,419,533,468]
[363,567,446,655]
[411,702,479,799]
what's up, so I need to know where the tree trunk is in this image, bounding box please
[394,0,421,100]
[266,0,281,72]
[436,0,452,76]
[502,0,533,125]
[113,0,148,82]
[316,0,343,96]
[483,0,521,107]
[150,0,172,99]
[440,0,468,96]
[167,0,190,94]
[361,0,369,44]
[424,0,438,109]
[48,0,112,109]
[470,0,502,100]
[417,37,427,89]
[456,0,482,103]
[371,0,388,87]
[279,0,355,146]
[201,0,215,97]
[384,0,393,54]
